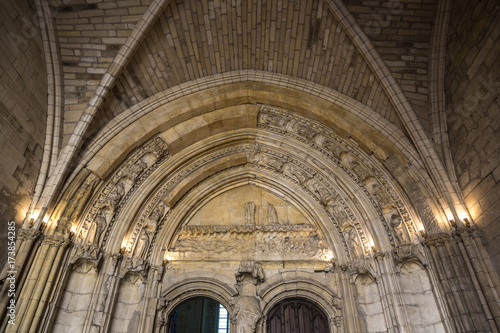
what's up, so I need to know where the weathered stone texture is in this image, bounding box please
[445,0,500,270]
[0,0,47,267]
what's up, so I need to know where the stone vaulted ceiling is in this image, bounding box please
[85,0,406,142]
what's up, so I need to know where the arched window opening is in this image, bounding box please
[168,297,230,333]
[267,298,329,333]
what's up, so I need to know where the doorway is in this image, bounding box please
[267,298,329,333]
[167,297,230,333]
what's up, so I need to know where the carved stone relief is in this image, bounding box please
[75,137,169,249]
[244,201,256,225]
[231,295,262,333]
[167,223,332,261]
[257,105,422,245]
[342,223,363,259]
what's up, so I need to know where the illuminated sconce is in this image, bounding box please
[163,253,173,266]
[463,217,471,228]
[29,211,39,226]
[70,225,77,241]
[418,228,427,238]
[449,219,457,229]
[120,247,127,255]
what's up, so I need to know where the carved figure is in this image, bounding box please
[390,213,406,244]
[148,204,166,228]
[304,177,331,204]
[128,158,147,180]
[326,198,348,224]
[134,230,150,258]
[232,296,261,333]
[267,203,279,224]
[344,225,362,258]
[86,210,107,246]
[244,202,256,225]
[106,182,125,210]
[341,152,370,181]
[364,177,391,208]
[282,162,309,183]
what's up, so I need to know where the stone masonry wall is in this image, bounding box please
[345,0,435,132]
[445,0,500,271]
[0,0,47,266]
[52,0,152,145]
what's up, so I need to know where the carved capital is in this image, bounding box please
[17,228,41,241]
[70,244,102,268]
[424,233,451,248]
[119,257,150,278]
[43,235,70,247]
[236,260,265,282]
[392,243,427,267]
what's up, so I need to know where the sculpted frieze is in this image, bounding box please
[166,223,332,261]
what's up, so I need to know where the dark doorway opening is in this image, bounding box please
[168,297,230,333]
[267,298,329,333]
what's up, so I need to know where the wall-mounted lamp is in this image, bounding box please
[449,219,457,229]
[418,229,427,238]
[120,247,126,255]
[40,220,48,232]
[463,217,471,228]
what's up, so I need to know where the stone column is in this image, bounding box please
[7,235,69,333]
[455,227,500,331]
[338,266,363,332]
[372,254,409,333]
[424,232,493,332]
[140,264,164,332]
[87,253,121,333]
[0,228,41,327]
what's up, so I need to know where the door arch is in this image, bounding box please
[267,298,329,333]
[167,296,230,333]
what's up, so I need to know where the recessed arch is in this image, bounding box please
[258,272,341,331]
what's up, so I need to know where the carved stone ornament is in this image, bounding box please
[17,228,41,242]
[70,244,102,268]
[342,223,363,258]
[424,233,451,248]
[76,137,169,248]
[236,260,265,282]
[167,224,332,261]
[231,295,262,333]
[350,259,377,282]
[392,243,427,267]
[119,257,149,278]
[257,106,423,243]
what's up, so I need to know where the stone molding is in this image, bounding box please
[69,244,102,269]
[75,136,169,248]
[424,233,451,247]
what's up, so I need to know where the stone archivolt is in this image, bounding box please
[258,106,424,241]
[75,136,169,248]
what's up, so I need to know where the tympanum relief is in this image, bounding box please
[166,185,334,262]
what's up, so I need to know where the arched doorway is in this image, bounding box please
[267,298,329,333]
[167,297,230,333]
